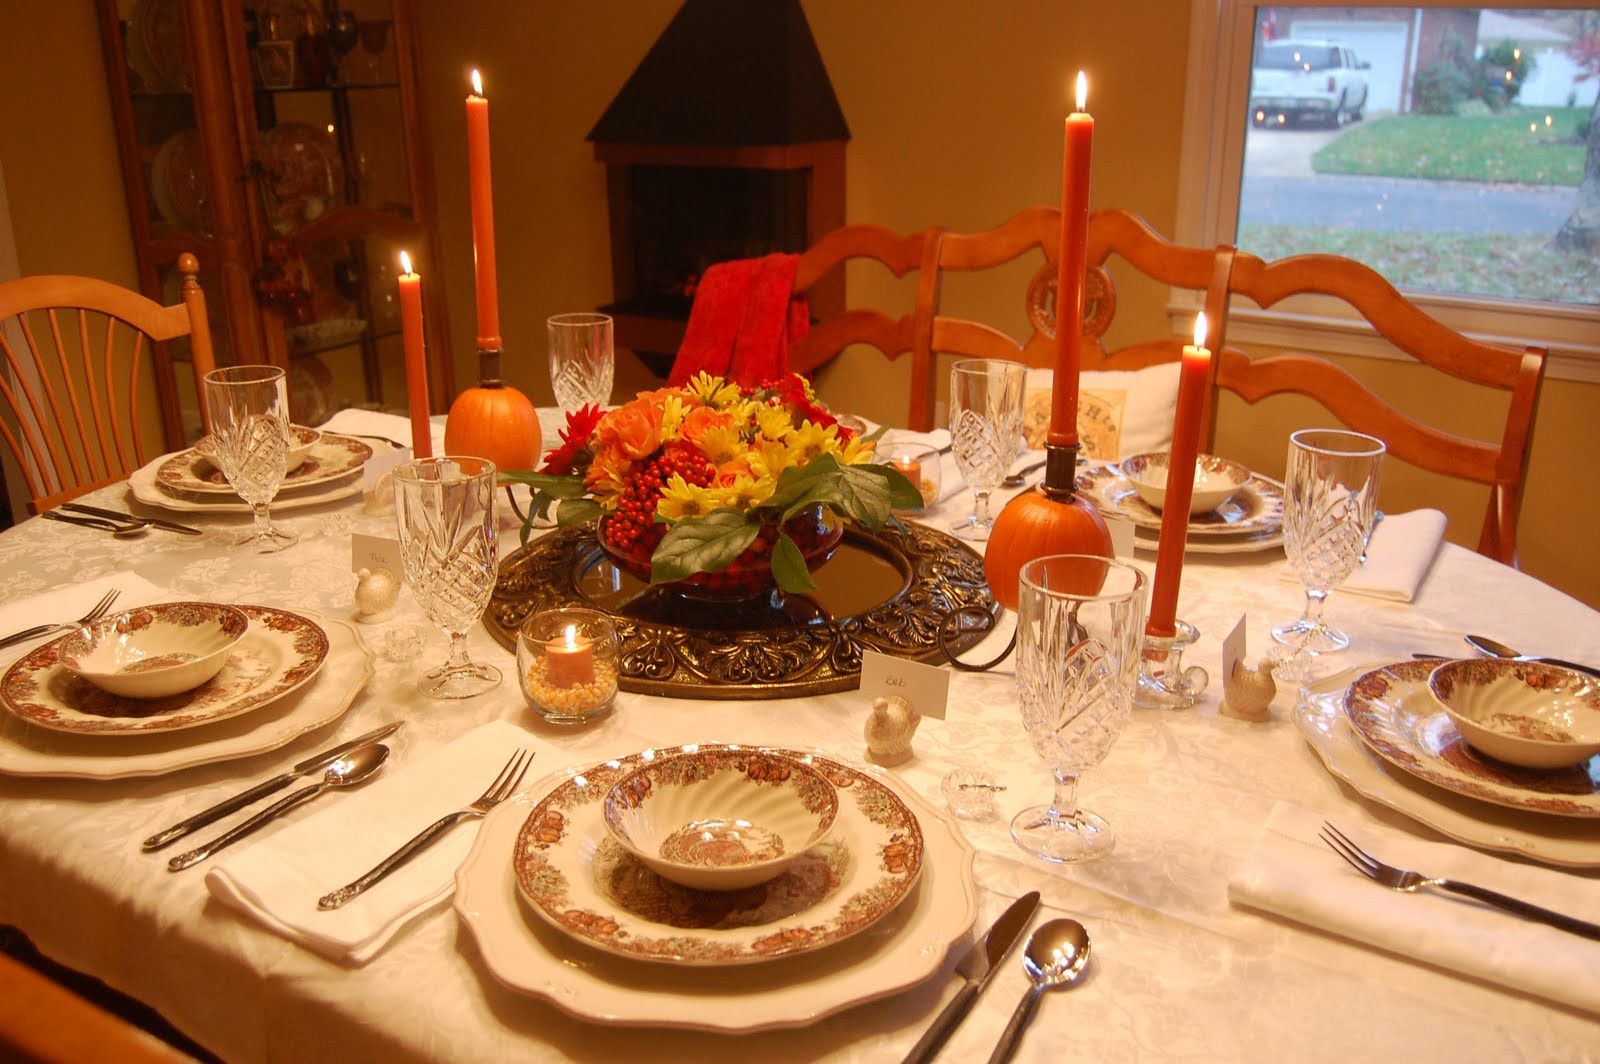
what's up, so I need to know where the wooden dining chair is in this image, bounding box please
[1215,249,1547,566]
[0,253,217,515]
[788,222,945,431]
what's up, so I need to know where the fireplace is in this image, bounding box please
[589,0,849,375]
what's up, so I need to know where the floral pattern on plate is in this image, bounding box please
[453,747,976,1033]
[0,613,373,780]
[0,605,329,736]
[513,743,924,966]
[1297,665,1600,867]
[156,433,373,494]
[1343,660,1600,818]
[1077,463,1284,536]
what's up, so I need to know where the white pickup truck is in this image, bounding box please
[1250,39,1370,128]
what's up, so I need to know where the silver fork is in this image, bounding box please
[317,749,534,910]
[1319,822,1600,941]
[0,587,122,650]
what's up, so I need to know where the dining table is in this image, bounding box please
[0,408,1596,1063]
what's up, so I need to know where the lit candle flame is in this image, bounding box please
[1192,311,1207,349]
[563,623,578,650]
[1074,71,1088,112]
[399,250,414,275]
[470,68,483,96]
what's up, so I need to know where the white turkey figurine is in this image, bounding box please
[1221,657,1277,722]
[354,567,401,624]
[364,469,396,516]
[864,695,920,766]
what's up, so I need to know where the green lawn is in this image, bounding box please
[1313,107,1587,186]
[1237,224,1600,305]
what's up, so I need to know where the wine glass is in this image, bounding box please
[1271,428,1386,657]
[201,365,298,553]
[392,456,502,699]
[1013,554,1147,863]
[948,358,1025,540]
[357,18,392,80]
[325,11,359,83]
[547,312,615,412]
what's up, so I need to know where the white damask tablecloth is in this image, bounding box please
[1,429,1597,1063]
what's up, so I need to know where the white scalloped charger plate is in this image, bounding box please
[454,747,976,1032]
[1078,462,1284,536]
[0,613,373,779]
[1296,664,1600,867]
[127,452,363,514]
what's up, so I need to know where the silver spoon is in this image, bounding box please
[167,744,391,871]
[1001,459,1047,488]
[985,918,1091,1064]
[1464,635,1600,679]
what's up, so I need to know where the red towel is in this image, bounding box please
[669,253,810,386]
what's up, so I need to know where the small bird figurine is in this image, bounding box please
[1221,657,1277,722]
[364,469,396,516]
[864,695,921,766]
[354,567,401,624]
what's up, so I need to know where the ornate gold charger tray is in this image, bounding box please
[487,521,997,699]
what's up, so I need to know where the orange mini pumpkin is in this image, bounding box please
[444,379,541,473]
[984,487,1112,611]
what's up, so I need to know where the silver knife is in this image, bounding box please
[140,721,404,851]
[902,891,1041,1064]
[61,502,202,536]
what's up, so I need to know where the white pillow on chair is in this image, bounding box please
[1022,362,1181,460]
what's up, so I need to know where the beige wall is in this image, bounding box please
[2,1,1595,609]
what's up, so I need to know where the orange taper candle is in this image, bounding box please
[1146,313,1212,637]
[397,251,433,459]
[1050,71,1093,447]
[466,68,501,351]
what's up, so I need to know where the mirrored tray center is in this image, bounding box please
[487,521,998,699]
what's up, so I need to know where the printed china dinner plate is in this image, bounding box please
[512,743,925,966]
[1343,659,1600,819]
[1296,665,1600,868]
[0,605,329,736]
[0,614,373,780]
[454,747,977,1033]
[156,433,373,494]
[1077,463,1284,537]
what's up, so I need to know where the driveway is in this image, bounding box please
[1238,122,1575,234]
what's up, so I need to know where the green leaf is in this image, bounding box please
[499,470,589,500]
[555,497,601,527]
[770,532,818,592]
[650,509,760,584]
[850,463,925,513]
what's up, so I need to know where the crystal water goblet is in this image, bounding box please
[948,358,1025,540]
[1013,554,1147,862]
[201,365,298,553]
[547,312,614,412]
[1272,428,1386,656]
[393,456,502,699]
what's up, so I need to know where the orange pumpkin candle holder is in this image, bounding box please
[984,441,1112,612]
[444,346,542,474]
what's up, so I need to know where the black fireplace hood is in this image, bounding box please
[588,0,850,147]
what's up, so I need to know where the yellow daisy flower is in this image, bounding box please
[716,473,774,512]
[686,372,744,409]
[655,474,721,522]
[788,421,837,464]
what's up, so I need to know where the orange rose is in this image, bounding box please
[714,457,753,486]
[596,397,661,460]
[679,405,732,449]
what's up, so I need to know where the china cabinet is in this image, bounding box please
[95,0,453,444]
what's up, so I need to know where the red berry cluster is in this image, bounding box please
[600,443,715,558]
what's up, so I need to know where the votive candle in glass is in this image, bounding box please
[517,608,619,724]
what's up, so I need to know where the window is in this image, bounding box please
[1178,1,1599,379]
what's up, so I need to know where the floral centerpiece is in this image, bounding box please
[503,373,921,596]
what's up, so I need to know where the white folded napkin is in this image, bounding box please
[205,720,573,965]
[1229,802,1600,1016]
[0,571,168,660]
[319,408,445,456]
[1280,508,1446,603]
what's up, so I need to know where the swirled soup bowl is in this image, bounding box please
[59,602,249,699]
[1428,658,1600,770]
[1121,452,1250,515]
[602,748,839,891]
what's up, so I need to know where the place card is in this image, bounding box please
[1222,613,1247,687]
[858,650,951,720]
[1106,517,1136,558]
[363,446,410,491]
[352,533,404,580]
